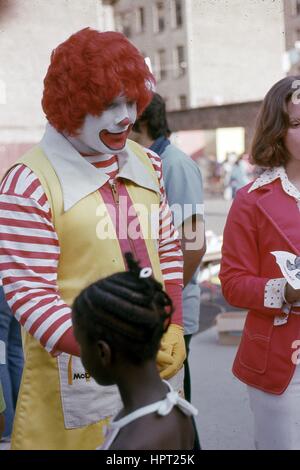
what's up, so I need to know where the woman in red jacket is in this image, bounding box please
[220,75,300,450]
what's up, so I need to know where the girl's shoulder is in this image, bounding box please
[110,408,194,450]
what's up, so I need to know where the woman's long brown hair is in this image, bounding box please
[251,75,300,168]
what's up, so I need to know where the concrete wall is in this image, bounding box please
[283,0,300,75]
[284,0,299,50]
[0,0,114,143]
[187,0,286,107]
[167,100,262,152]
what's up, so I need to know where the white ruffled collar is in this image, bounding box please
[248,166,300,201]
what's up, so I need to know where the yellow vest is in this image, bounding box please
[10,140,163,449]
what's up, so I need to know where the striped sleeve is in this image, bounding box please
[0,164,79,356]
[146,149,183,325]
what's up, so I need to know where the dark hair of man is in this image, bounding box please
[132,93,171,140]
[251,75,300,168]
[72,253,173,365]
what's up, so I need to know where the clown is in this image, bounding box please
[0,29,185,449]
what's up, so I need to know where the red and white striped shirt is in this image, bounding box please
[0,147,183,356]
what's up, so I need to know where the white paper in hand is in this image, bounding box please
[271,251,300,289]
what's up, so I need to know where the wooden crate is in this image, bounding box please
[216,311,247,346]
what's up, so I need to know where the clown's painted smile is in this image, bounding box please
[68,96,137,155]
[99,124,133,151]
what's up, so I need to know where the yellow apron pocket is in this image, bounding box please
[57,353,122,429]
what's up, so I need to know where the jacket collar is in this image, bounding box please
[150,136,171,156]
[256,178,300,256]
[40,124,159,212]
[249,166,300,201]
[248,167,283,192]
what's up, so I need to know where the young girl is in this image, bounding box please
[72,253,197,450]
[220,75,300,450]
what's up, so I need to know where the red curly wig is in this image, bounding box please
[42,28,155,135]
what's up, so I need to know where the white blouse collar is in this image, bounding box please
[248,166,300,201]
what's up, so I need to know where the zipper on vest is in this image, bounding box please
[128,234,138,260]
[109,179,138,261]
[109,179,119,205]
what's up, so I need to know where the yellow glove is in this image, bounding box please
[156,324,186,379]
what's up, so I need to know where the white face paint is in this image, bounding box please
[67,96,137,155]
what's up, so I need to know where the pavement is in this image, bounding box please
[190,327,255,450]
[0,440,10,450]
[204,195,232,236]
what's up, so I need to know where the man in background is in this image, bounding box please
[130,93,206,447]
[0,287,23,441]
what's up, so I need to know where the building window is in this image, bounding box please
[154,1,165,33]
[136,7,145,33]
[171,0,183,28]
[295,28,300,48]
[296,0,300,15]
[155,49,167,81]
[178,95,187,109]
[116,12,132,38]
[173,45,186,77]
[115,14,122,32]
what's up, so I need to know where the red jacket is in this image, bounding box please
[220,178,300,394]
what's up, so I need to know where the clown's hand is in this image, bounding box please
[156,324,186,380]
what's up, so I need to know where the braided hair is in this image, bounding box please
[72,253,173,364]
